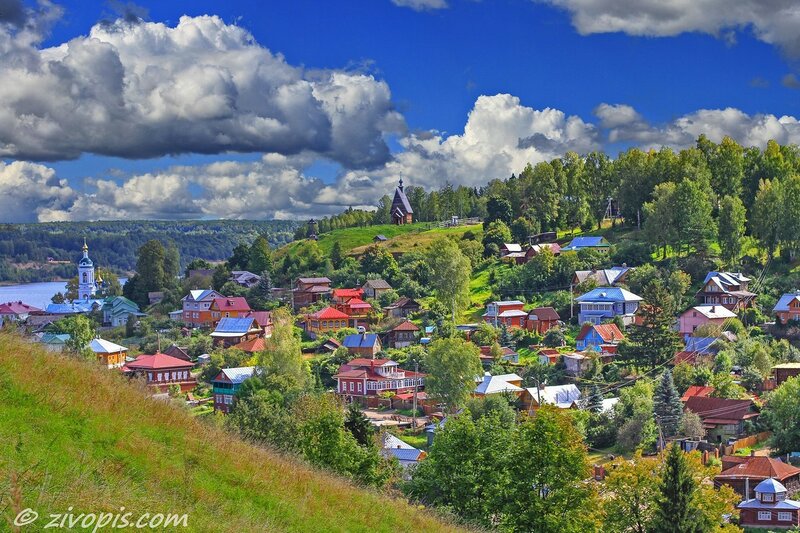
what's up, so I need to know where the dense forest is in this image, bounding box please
[0,220,299,283]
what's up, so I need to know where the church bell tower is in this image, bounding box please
[78,239,96,300]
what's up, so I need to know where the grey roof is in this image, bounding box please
[363,279,392,289]
[217,366,257,385]
[774,291,800,312]
[392,186,413,214]
[474,372,523,395]
[575,287,642,303]
[755,478,788,494]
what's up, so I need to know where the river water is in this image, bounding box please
[0,279,128,310]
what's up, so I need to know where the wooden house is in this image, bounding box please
[122,353,196,392]
[526,307,560,334]
[210,317,262,348]
[89,338,128,369]
[362,279,392,299]
[737,478,800,529]
[181,289,223,328]
[387,320,419,348]
[334,358,425,397]
[482,300,527,328]
[293,277,332,310]
[211,366,257,413]
[342,333,382,358]
[391,179,413,224]
[384,297,421,319]
[696,271,755,311]
[209,297,252,325]
[774,291,800,324]
[303,306,350,338]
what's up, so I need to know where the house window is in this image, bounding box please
[357,382,362,392]
[349,382,354,391]
[763,493,774,502]
[758,511,772,521]
[321,320,327,328]
[157,373,163,382]
[778,512,792,522]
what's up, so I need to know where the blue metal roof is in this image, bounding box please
[387,448,423,462]
[562,236,607,250]
[774,292,800,312]
[684,336,717,353]
[214,366,257,385]
[213,317,255,333]
[342,333,379,348]
[575,287,642,303]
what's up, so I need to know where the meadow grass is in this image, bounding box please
[0,333,466,533]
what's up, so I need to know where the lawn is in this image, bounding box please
[0,333,464,533]
[350,223,483,256]
[396,432,430,450]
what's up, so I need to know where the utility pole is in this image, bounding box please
[412,359,419,431]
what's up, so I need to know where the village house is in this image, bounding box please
[334,358,425,397]
[696,271,755,311]
[774,291,800,323]
[387,320,419,348]
[162,344,191,362]
[561,236,610,253]
[677,304,737,339]
[381,433,426,471]
[523,383,582,411]
[0,301,42,324]
[391,178,413,224]
[572,265,632,288]
[230,270,260,288]
[575,323,624,352]
[209,297,252,325]
[563,353,592,377]
[36,332,70,352]
[303,306,350,338]
[478,345,520,366]
[683,396,759,443]
[673,336,723,366]
[536,347,561,366]
[316,337,342,354]
[332,287,364,305]
[526,307,560,334]
[340,298,373,328]
[772,362,800,387]
[384,297,421,319]
[89,338,128,369]
[342,332,382,358]
[373,234,388,243]
[210,317,263,347]
[362,279,392,299]
[482,300,528,328]
[122,352,196,392]
[680,385,715,402]
[474,372,524,396]
[233,337,266,353]
[575,287,642,326]
[102,296,145,327]
[211,366,257,413]
[244,310,273,337]
[500,243,523,256]
[181,289,224,327]
[293,277,332,310]
[525,243,561,261]
[716,455,800,500]
[737,478,800,529]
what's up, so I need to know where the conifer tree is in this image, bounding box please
[654,370,683,438]
[344,402,374,447]
[330,240,344,270]
[588,384,604,413]
[652,444,701,533]
[499,323,514,347]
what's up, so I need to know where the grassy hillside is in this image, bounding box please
[349,224,482,256]
[0,334,463,533]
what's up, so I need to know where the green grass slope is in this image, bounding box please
[0,333,463,533]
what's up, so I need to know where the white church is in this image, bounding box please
[78,239,101,300]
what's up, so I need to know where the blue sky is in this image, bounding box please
[2,0,800,221]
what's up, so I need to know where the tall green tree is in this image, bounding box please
[652,444,701,533]
[55,315,95,359]
[163,241,181,283]
[526,162,560,230]
[717,195,746,267]
[502,406,599,532]
[481,220,512,256]
[330,240,344,269]
[344,403,375,447]
[483,195,514,228]
[425,337,482,413]
[619,281,681,370]
[763,376,800,455]
[426,238,472,321]
[653,370,683,438]
[257,307,309,392]
[404,411,513,527]
[136,240,166,292]
[247,235,272,274]
[751,178,783,258]
[709,136,744,199]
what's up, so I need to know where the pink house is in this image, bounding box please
[678,305,736,339]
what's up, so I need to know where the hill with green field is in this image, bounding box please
[0,333,463,533]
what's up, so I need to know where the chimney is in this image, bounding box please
[711,305,716,313]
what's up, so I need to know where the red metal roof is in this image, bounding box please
[576,323,624,343]
[681,385,715,402]
[0,301,42,314]
[212,297,251,312]
[234,337,266,353]
[308,306,350,320]
[346,298,372,309]
[332,288,363,299]
[684,396,758,423]
[717,456,800,481]
[392,320,420,331]
[123,353,194,371]
[244,310,272,327]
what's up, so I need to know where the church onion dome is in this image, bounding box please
[79,256,93,266]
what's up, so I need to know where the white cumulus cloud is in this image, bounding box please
[0,14,404,167]
[541,0,800,56]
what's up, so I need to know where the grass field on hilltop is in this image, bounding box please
[350,224,483,256]
[0,334,465,533]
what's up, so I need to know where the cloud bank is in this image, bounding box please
[3,10,800,222]
[541,0,800,57]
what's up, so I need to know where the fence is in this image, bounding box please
[721,432,771,456]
